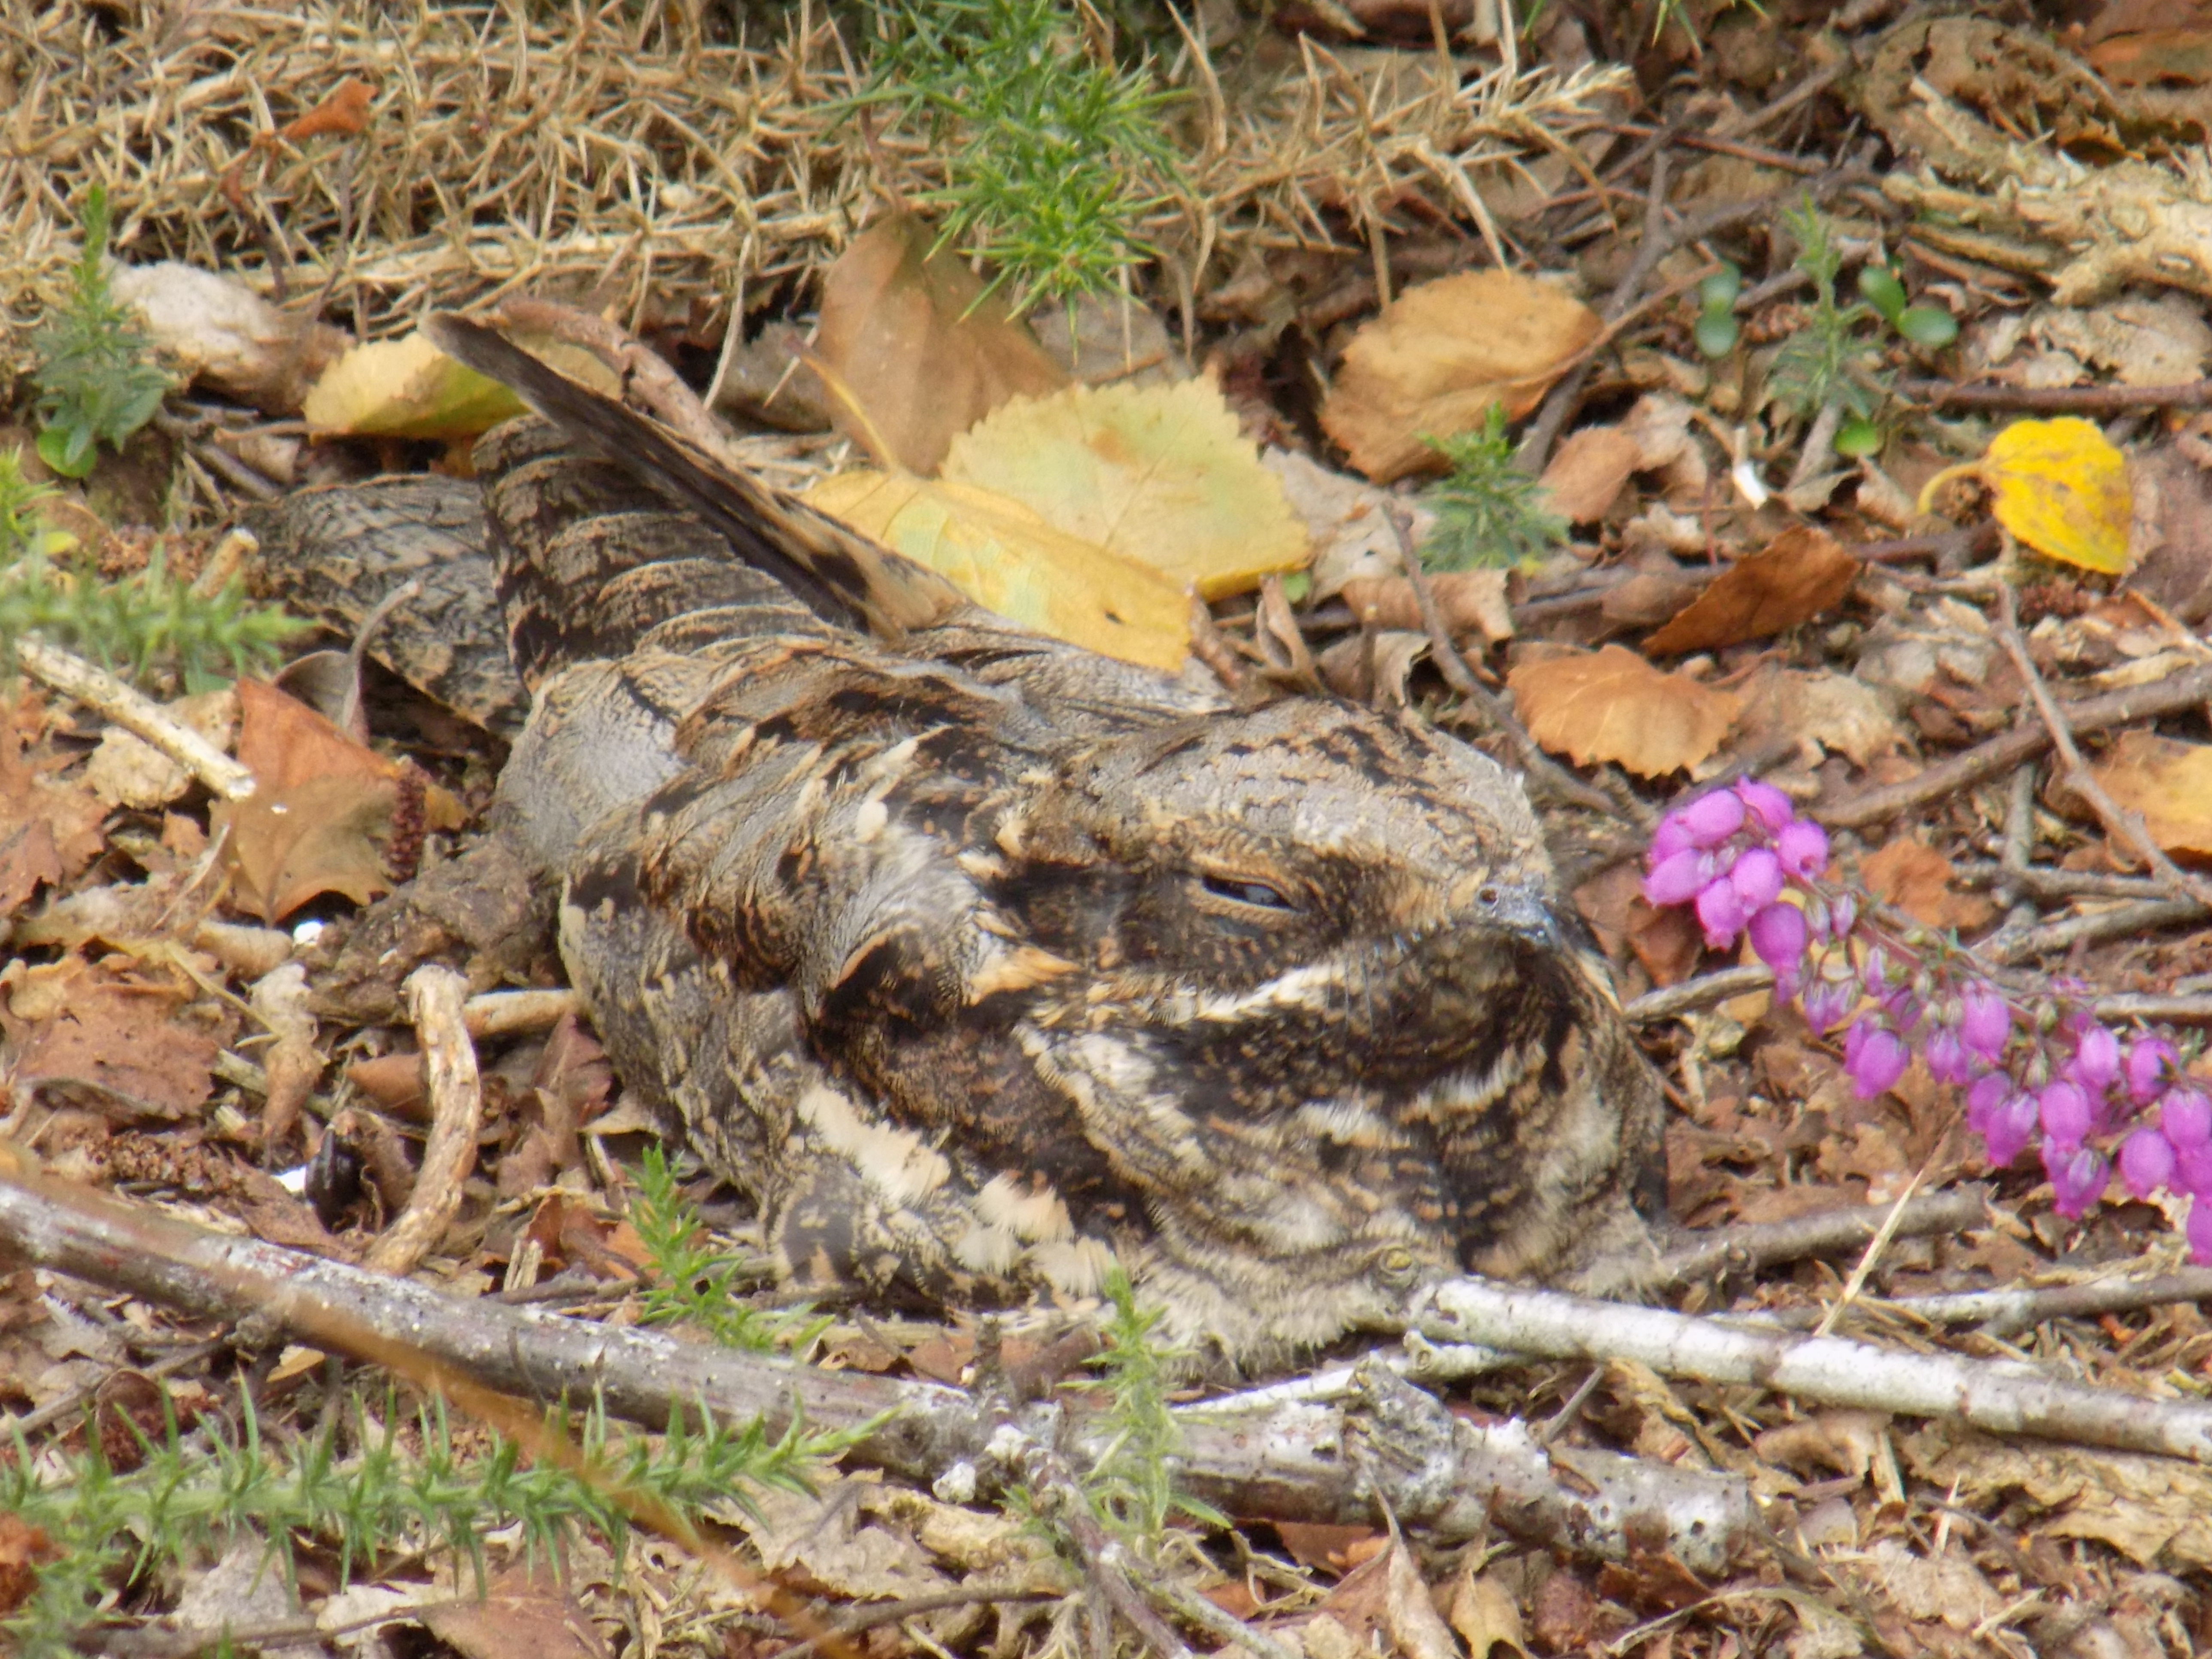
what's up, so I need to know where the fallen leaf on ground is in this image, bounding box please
[0,955,218,1120]
[280,76,374,141]
[804,471,1190,670]
[1507,645,1743,776]
[1320,270,1601,483]
[420,1562,610,1659]
[1267,448,1434,599]
[1902,1422,2212,1568]
[2033,293,2212,387]
[1918,416,2133,575]
[1339,570,1513,641]
[1644,526,1860,654]
[1448,1559,1529,1659]
[1539,424,1644,523]
[943,378,1308,598]
[82,689,239,809]
[1384,1539,1462,1659]
[1732,665,1907,769]
[1861,834,1995,931]
[302,329,525,440]
[2089,729,2212,854]
[811,213,1068,474]
[0,704,107,922]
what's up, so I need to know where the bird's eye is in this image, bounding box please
[1200,874,1295,911]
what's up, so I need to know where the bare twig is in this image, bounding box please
[1818,663,2212,830]
[463,988,581,1039]
[1626,1188,1992,1292]
[1750,1268,2212,1337]
[14,638,257,801]
[1385,510,1625,820]
[1986,897,2206,964]
[1899,377,2212,414]
[363,966,483,1276]
[1416,1276,2212,1462]
[497,295,741,465]
[769,1588,1070,1659]
[1992,582,2212,912]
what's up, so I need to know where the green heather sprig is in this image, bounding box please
[0,448,299,687]
[1419,405,1569,572]
[853,0,1181,313]
[31,185,173,478]
[3,1387,845,1658]
[629,1145,829,1352]
[1075,1269,1225,1548]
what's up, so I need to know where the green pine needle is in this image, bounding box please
[1418,406,1570,573]
[629,1146,828,1352]
[30,185,173,478]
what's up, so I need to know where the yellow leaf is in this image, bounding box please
[1318,270,1601,484]
[804,471,1190,672]
[301,331,617,441]
[1916,416,2132,574]
[2090,730,2212,854]
[1505,645,1742,778]
[942,379,1308,599]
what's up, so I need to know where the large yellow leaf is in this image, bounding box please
[2090,730,2212,855]
[804,471,1190,672]
[301,330,616,441]
[1917,416,2133,574]
[1318,270,1601,484]
[942,379,1308,599]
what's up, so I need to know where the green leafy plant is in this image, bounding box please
[1076,1269,1226,1548]
[852,0,1182,313]
[1419,406,1570,572]
[30,186,173,478]
[629,1145,827,1352]
[0,447,300,689]
[1768,200,1958,459]
[2,1386,845,1659]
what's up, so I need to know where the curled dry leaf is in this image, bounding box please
[1320,270,1602,484]
[1918,416,2133,575]
[0,955,218,1120]
[1644,526,1861,655]
[1539,424,1644,523]
[943,377,1308,599]
[804,471,1190,670]
[1265,447,1434,599]
[812,212,1068,475]
[1507,644,1743,777]
[2088,729,2212,854]
[1734,665,1906,769]
[1861,834,1995,932]
[0,706,107,922]
[1340,569,1513,641]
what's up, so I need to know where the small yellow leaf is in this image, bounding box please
[804,471,1190,672]
[1918,417,2132,574]
[301,331,617,442]
[943,379,1308,599]
[1506,645,1742,778]
[2090,730,2212,855]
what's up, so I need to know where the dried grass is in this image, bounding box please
[0,0,1628,394]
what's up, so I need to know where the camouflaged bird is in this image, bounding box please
[263,314,1667,1364]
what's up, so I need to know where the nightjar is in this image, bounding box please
[270,314,1668,1364]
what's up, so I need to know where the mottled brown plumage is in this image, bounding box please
[269,315,1668,1362]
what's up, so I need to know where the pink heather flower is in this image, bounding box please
[2179,1146,2212,1199]
[1966,1072,2009,1131]
[1923,1027,1971,1088]
[1695,877,1747,949]
[2125,1038,2179,1106]
[1650,814,1698,863]
[2039,1080,2092,1148]
[2190,1198,2212,1266]
[2163,1088,2212,1150]
[2068,1025,2120,1096]
[1730,848,1784,912]
[1984,1091,2039,1167]
[1775,818,1829,880]
[2119,1128,2178,1200]
[1675,790,1747,848]
[1828,893,1856,940]
[1847,1022,1909,1099]
[2045,1142,2108,1220]
[1735,778,1794,832]
[1802,976,1853,1035]
[1747,903,1807,974]
[1958,986,2010,1063]
[1860,946,1888,995]
[1644,849,1712,908]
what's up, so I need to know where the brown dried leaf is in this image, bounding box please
[813,213,1068,474]
[1861,835,1996,931]
[0,708,107,922]
[1539,424,1644,523]
[0,956,216,1120]
[2090,729,2212,854]
[1448,1561,1529,1659]
[1507,645,1743,777]
[420,1563,610,1659]
[1339,570,1513,641]
[1644,527,1861,655]
[1320,271,1601,483]
[0,1513,58,1617]
[1902,1422,2212,1568]
[1384,1540,1462,1659]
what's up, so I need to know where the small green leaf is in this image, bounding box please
[1694,309,1741,360]
[1834,415,1883,459]
[1278,569,1311,605]
[37,422,95,478]
[1895,304,1959,349]
[1698,261,1742,310]
[1856,266,1907,322]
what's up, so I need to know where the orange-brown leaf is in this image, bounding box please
[0,956,218,1120]
[1506,645,1742,777]
[1861,835,1995,931]
[280,77,374,142]
[2090,729,2212,855]
[1539,425,1643,524]
[1644,527,1860,654]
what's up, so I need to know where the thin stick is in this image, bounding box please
[1385,510,1623,819]
[462,988,580,1039]
[498,295,741,467]
[1992,581,2212,912]
[770,1589,1069,1659]
[364,966,484,1276]
[1626,1188,1992,1292]
[15,638,257,801]
[1750,1267,2212,1336]
[1899,377,2212,414]
[1811,1163,1926,1339]
[1818,662,2212,830]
